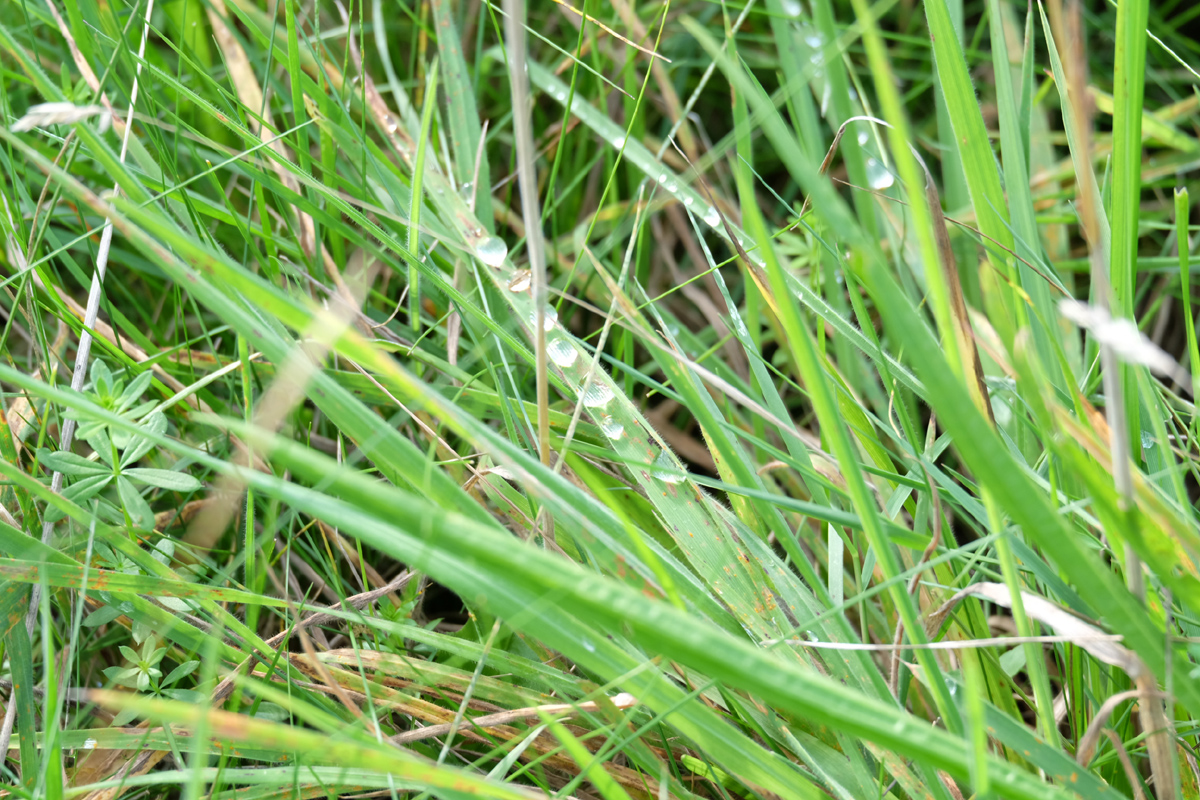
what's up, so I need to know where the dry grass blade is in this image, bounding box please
[1105,729,1150,800]
[390,693,636,744]
[503,0,551,471]
[1062,2,1174,790]
[549,0,671,63]
[1077,688,1168,767]
[924,166,994,423]
[795,634,1124,651]
[931,582,1142,674]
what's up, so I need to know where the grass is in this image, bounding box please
[1,0,1199,798]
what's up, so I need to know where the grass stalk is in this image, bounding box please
[503,0,550,470]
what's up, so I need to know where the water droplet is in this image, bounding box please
[580,380,614,408]
[805,34,824,49]
[657,173,668,185]
[382,114,398,134]
[460,181,474,200]
[611,133,627,149]
[866,157,894,190]
[547,335,577,367]
[703,206,720,226]
[857,129,869,146]
[652,449,684,483]
[782,0,802,17]
[598,413,624,440]
[508,270,531,292]
[582,638,596,652]
[667,181,678,193]
[525,303,558,332]
[684,196,694,206]
[476,236,508,267]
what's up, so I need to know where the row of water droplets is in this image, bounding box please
[592,91,892,239]
[800,25,896,192]
[799,23,895,193]
[606,127,722,228]
[471,229,628,443]
[463,103,696,484]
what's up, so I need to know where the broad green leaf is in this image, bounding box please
[122,468,203,492]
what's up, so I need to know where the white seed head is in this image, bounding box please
[1059,299,1191,384]
[12,102,112,133]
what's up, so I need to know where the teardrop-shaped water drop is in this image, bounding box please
[547,335,577,367]
[652,449,684,484]
[476,236,508,267]
[703,206,720,227]
[525,303,558,332]
[866,157,895,190]
[598,412,624,440]
[508,270,531,293]
[580,380,614,408]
